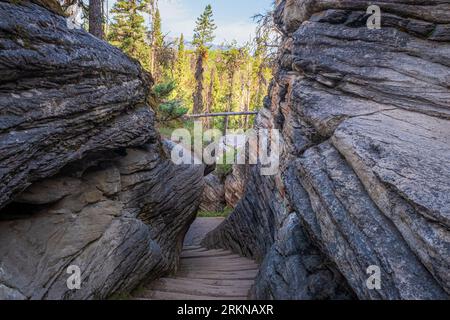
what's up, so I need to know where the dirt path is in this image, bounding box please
[133,218,258,300]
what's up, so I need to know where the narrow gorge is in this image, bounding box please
[0,0,449,300]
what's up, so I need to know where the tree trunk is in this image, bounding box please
[104,0,109,36]
[193,51,205,114]
[222,115,229,135]
[224,69,235,131]
[244,62,252,129]
[148,0,158,76]
[89,0,104,39]
[205,68,215,129]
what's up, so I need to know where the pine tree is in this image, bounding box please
[252,31,270,110]
[145,0,158,74]
[192,5,216,114]
[222,42,245,130]
[149,8,164,81]
[108,0,150,70]
[153,9,163,48]
[174,34,191,105]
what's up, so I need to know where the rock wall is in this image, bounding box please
[204,0,450,300]
[224,165,248,208]
[199,174,226,212]
[0,0,204,299]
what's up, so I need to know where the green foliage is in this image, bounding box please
[149,7,167,80]
[215,147,236,178]
[153,9,163,48]
[193,5,217,51]
[108,0,149,69]
[215,162,233,178]
[222,42,246,74]
[192,5,217,114]
[152,81,176,99]
[105,1,272,131]
[173,34,192,105]
[153,80,188,122]
[158,100,188,121]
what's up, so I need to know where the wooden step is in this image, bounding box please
[148,279,251,297]
[181,251,242,259]
[138,290,247,300]
[133,243,258,300]
[183,246,203,250]
[182,247,205,252]
[180,259,258,268]
[179,264,259,272]
[176,269,258,280]
[161,277,255,288]
[180,257,252,265]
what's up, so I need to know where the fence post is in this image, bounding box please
[223,115,229,135]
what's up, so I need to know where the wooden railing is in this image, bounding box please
[185,111,259,133]
[185,111,259,118]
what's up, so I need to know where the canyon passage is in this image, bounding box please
[0,0,449,300]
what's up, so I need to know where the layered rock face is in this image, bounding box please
[199,174,226,212]
[0,1,204,299]
[224,165,248,208]
[204,0,450,299]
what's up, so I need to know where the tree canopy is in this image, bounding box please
[192,5,217,51]
[103,2,273,129]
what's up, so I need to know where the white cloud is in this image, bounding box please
[215,21,256,45]
[159,0,196,39]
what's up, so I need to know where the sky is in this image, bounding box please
[108,0,274,45]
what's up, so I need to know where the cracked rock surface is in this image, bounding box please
[0,1,205,299]
[204,0,450,299]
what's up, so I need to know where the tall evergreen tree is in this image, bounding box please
[145,0,159,74]
[174,34,191,104]
[151,8,164,81]
[222,42,245,130]
[108,0,149,69]
[192,5,216,114]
